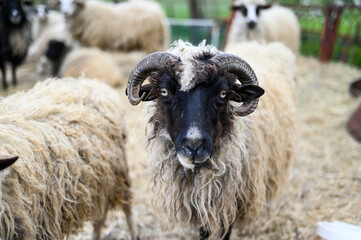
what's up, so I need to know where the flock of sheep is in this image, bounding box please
[0,0,306,239]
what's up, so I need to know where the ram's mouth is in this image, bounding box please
[178,155,219,171]
[194,158,219,171]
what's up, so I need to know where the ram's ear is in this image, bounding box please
[125,84,157,102]
[0,156,19,171]
[229,84,264,102]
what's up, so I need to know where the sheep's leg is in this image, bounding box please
[92,206,108,240]
[122,203,139,240]
[11,64,17,86]
[220,224,233,240]
[199,224,233,240]
[1,63,7,89]
[199,227,210,240]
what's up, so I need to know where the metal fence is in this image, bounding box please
[158,0,361,68]
[286,4,361,67]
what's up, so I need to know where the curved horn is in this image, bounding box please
[0,156,19,171]
[211,53,260,116]
[127,52,180,105]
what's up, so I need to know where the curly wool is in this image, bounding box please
[0,78,131,240]
[60,48,126,87]
[67,0,169,53]
[145,41,296,237]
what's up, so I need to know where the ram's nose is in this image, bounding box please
[10,10,21,24]
[247,21,256,29]
[177,134,212,164]
[183,138,205,158]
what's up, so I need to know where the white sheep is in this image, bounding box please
[226,0,300,54]
[60,0,170,53]
[126,40,296,239]
[0,78,137,240]
[60,47,127,87]
[37,40,127,87]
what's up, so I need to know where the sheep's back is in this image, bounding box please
[226,41,296,222]
[262,6,301,54]
[60,48,125,87]
[68,0,168,52]
[0,78,130,239]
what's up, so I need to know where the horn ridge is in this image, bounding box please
[127,52,180,105]
[211,53,260,116]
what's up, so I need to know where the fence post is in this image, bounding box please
[319,5,343,62]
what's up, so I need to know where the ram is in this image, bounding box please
[0,78,137,240]
[0,0,31,89]
[59,0,169,53]
[126,40,296,239]
[226,0,300,54]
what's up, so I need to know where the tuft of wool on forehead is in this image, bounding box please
[168,40,220,91]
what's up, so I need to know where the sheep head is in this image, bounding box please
[35,5,49,22]
[58,0,85,17]
[231,0,272,29]
[127,45,264,169]
[2,0,27,26]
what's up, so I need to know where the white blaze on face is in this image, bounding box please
[37,5,47,19]
[245,4,258,24]
[186,126,202,140]
[60,0,75,16]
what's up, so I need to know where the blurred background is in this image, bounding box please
[22,0,361,68]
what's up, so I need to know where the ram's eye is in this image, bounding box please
[160,88,168,97]
[219,90,227,99]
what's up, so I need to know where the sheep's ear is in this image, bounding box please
[0,156,19,171]
[257,4,272,11]
[229,84,264,102]
[125,84,157,102]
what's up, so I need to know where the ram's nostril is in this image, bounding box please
[248,21,256,29]
[184,138,204,154]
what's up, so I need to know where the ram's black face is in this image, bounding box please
[127,51,265,169]
[3,0,26,26]
[147,69,263,169]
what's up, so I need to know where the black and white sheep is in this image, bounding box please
[226,0,300,54]
[0,78,137,240]
[0,0,31,89]
[27,4,73,61]
[58,0,169,53]
[126,40,296,239]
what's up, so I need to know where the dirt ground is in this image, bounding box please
[1,55,360,240]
